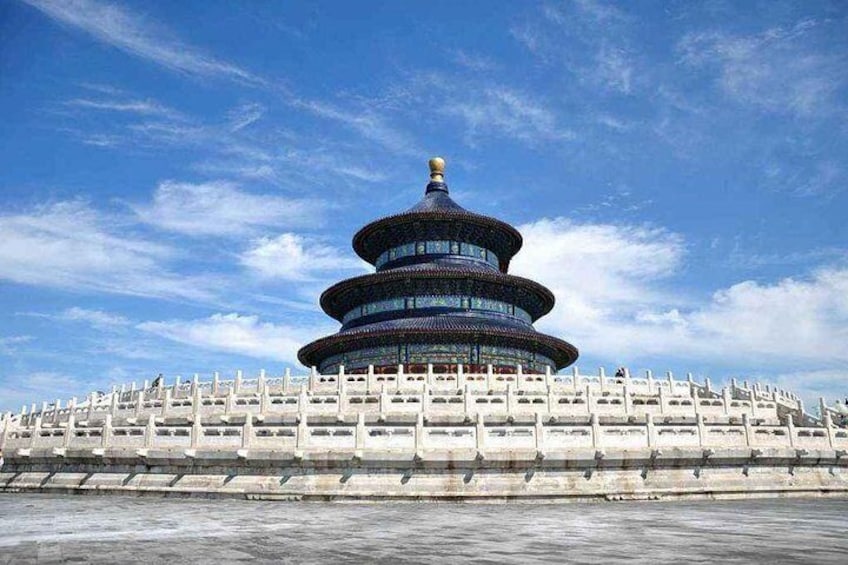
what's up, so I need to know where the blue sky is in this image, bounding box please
[1,0,846,412]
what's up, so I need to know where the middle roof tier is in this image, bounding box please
[320,266,556,327]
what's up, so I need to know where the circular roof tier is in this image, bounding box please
[320,267,556,322]
[352,163,522,268]
[297,317,579,370]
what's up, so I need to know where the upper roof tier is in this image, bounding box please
[352,158,523,272]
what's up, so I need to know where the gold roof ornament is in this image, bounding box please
[428,157,445,182]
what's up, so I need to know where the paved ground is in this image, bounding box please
[1,494,846,563]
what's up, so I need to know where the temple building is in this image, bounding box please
[2,156,846,501]
[298,158,578,375]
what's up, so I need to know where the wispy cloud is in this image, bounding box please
[0,335,33,355]
[240,233,365,282]
[442,85,575,144]
[57,307,129,328]
[137,312,327,364]
[292,98,422,157]
[22,0,266,86]
[450,49,498,72]
[677,19,847,119]
[0,200,215,301]
[513,0,640,95]
[64,97,184,119]
[227,102,265,132]
[134,180,326,237]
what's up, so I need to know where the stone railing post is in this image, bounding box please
[646,413,655,448]
[646,370,654,395]
[545,366,553,389]
[590,413,601,448]
[31,416,42,449]
[110,391,119,417]
[299,385,309,414]
[258,369,267,395]
[476,413,485,453]
[144,414,156,448]
[722,387,732,415]
[356,412,365,452]
[657,384,666,415]
[161,389,171,417]
[824,412,836,448]
[379,385,389,417]
[87,392,97,421]
[63,413,75,448]
[623,384,632,416]
[463,384,472,419]
[284,368,292,394]
[506,384,514,417]
[53,399,62,425]
[422,383,430,414]
[296,412,308,450]
[535,412,544,454]
[191,415,202,448]
[742,413,753,447]
[260,386,270,417]
[192,385,202,419]
[242,415,253,449]
[585,384,593,415]
[234,370,243,395]
[0,413,11,452]
[225,390,235,415]
[486,364,493,390]
[415,412,424,456]
[135,390,145,418]
[785,413,796,448]
[102,414,113,448]
[546,385,555,415]
[212,371,220,396]
[697,414,707,447]
[309,366,317,391]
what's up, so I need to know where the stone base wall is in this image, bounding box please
[2,446,848,501]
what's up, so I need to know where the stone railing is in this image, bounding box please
[3,364,839,463]
[4,411,848,460]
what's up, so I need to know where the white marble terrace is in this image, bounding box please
[2,365,847,460]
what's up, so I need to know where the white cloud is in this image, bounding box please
[293,98,421,156]
[513,217,848,371]
[514,0,639,95]
[64,97,183,119]
[227,103,265,132]
[135,181,324,236]
[23,0,264,86]
[137,313,320,364]
[0,335,33,355]
[240,233,364,281]
[442,86,574,144]
[677,19,846,118]
[0,200,214,301]
[57,307,129,328]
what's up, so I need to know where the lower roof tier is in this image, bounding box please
[297,317,579,373]
[320,267,556,322]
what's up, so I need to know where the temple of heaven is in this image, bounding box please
[298,157,579,375]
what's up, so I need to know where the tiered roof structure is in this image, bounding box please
[299,158,578,374]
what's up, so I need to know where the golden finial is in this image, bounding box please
[428,157,445,182]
